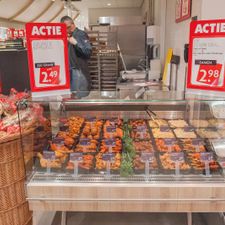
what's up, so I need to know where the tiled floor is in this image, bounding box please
[52,212,225,225]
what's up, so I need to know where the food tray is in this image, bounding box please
[133,153,160,174]
[95,152,121,174]
[173,127,198,139]
[148,119,169,128]
[133,140,155,153]
[99,138,122,154]
[196,128,220,139]
[66,154,96,174]
[210,102,225,119]
[158,152,192,175]
[129,119,151,141]
[179,139,207,153]
[186,152,222,175]
[189,119,210,128]
[155,138,182,153]
[168,119,189,128]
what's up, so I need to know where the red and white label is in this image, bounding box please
[26,23,70,94]
[187,20,225,92]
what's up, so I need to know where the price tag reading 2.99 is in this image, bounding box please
[197,64,222,86]
[39,65,60,85]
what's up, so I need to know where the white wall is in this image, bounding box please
[163,0,202,91]
[201,0,225,20]
[89,7,142,25]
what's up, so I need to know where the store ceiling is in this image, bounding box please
[0,0,143,24]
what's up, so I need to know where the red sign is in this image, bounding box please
[26,23,70,94]
[7,28,26,39]
[187,20,225,92]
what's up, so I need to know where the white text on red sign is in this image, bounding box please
[195,23,225,34]
[31,26,62,36]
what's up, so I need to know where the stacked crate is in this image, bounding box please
[88,31,119,92]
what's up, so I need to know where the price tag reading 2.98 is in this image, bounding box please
[197,64,222,86]
[39,65,60,85]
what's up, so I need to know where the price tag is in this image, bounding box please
[170,152,184,162]
[39,65,60,85]
[196,64,222,86]
[106,126,116,133]
[141,152,154,162]
[79,138,91,146]
[105,139,116,147]
[160,127,170,132]
[52,138,64,146]
[164,139,176,146]
[102,153,115,161]
[43,151,55,160]
[184,127,195,132]
[136,126,147,132]
[200,152,213,162]
[70,153,83,162]
[192,139,204,146]
[86,117,96,122]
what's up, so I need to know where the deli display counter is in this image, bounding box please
[17,93,225,223]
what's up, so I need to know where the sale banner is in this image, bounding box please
[26,23,70,96]
[187,20,225,92]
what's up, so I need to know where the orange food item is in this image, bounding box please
[155,139,181,152]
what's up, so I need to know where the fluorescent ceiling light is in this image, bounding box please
[107,3,111,6]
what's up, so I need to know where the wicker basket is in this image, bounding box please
[0,178,26,211]
[0,201,31,225]
[0,157,25,187]
[0,138,22,163]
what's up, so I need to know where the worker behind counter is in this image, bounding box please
[60,16,92,98]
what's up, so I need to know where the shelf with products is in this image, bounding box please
[17,95,225,212]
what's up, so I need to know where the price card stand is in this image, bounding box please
[106,126,116,139]
[102,153,115,178]
[170,153,184,178]
[187,19,225,97]
[26,23,70,97]
[70,153,83,178]
[200,152,213,177]
[43,151,56,174]
[192,139,203,152]
[141,153,154,182]
[164,139,175,152]
[136,126,147,140]
[105,139,116,153]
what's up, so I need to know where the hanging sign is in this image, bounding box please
[187,20,225,92]
[26,23,70,96]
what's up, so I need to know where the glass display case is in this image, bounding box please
[17,93,225,216]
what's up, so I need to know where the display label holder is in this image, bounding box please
[70,153,83,177]
[106,126,116,139]
[164,139,176,152]
[170,152,184,177]
[141,152,155,182]
[192,139,203,152]
[200,152,213,177]
[102,153,115,177]
[43,151,56,174]
[105,139,116,153]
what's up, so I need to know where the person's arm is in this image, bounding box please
[69,31,92,59]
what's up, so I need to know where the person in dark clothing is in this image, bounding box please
[60,16,92,98]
